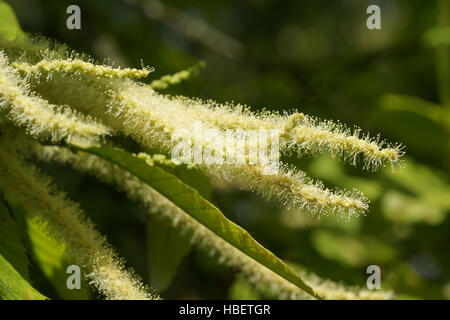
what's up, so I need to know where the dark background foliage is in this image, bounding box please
[5,0,449,299]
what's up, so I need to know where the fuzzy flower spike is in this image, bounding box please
[0,51,110,146]
[7,37,402,218]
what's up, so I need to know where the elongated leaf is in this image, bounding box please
[129,155,209,291]
[80,146,321,299]
[138,154,212,200]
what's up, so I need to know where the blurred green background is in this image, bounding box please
[5,0,449,299]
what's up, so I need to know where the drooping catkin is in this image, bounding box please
[0,144,158,300]
[0,51,110,146]
[207,163,368,216]
[284,116,403,170]
[13,59,152,80]
[150,61,205,90]
[148,98,403,170]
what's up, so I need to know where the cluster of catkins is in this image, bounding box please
[0,33,401,300]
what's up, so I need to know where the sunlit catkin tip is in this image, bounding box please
[13,59,151,79]
[284,115,403,170]
[218,164,369,217]
[150,61,205,90]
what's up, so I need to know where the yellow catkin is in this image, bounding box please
[14,59,151,79]
[0,51,110,146]
[0,144,158,300]
[150,61,205,90]
[153,98,403,170]
[285,116,403,170]
[206,163,368,216]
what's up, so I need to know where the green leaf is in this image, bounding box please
[423,26,450,47]
[379,94,450,129]
[381,190,447,225]
[0,198,29,280]
[79,146,321,299]
[0,253,47,300]
[0,1,26,41]
[383,157,450,204]
[138,153,212,200]
[228,279,260,300]
[309,155,383,201]
[374,100,447,158]
[146,214,192,292]
[0,199,46,300]
[381,157,450,225]
[138,155,210,291]
[436,0,450,106]
[311,230,395,268]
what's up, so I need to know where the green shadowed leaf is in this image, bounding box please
[0,197,30,280]
[373,108,446,159]
[381,157,450,225]
[0,1,26,41]
[228,278,260,300]
[0,199,46,300]
[146,214,192,292]
[9,205,92,300]
[139,154,211,291]
[311,230,395,268]
[379,94,450,130]
[137,153,212,200]
[0,254,47,300]
[309,155,383,201]
[423,26,450,47]
[24,216,92,300]
[79,146,322,299]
